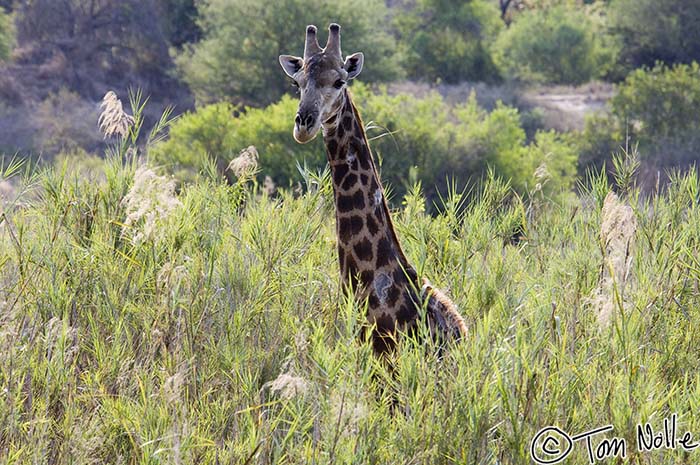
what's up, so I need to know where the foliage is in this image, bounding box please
[153,85,578,201]
[494,4,617,84]
[2,120,700,463]
[395,0,503,83]
[354,85,578,200]
[150,96,326,185]
[155,0,201,47]
[612,62,700,144]
[0,7,12,61]
[576,112,624,174]
[13,0,176,99]
[579,62,700,174]
[610,0,700,71]
[176,0,402,107]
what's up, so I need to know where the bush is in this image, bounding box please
[610,0,700,71]
[154,85,579,201]
[612,62,700,144]
[494,4,616,84]
[576,113,624,175]
[176,0,402,107]
[395,0,502,83]
[576,62,700,180]
[0,7,13,61]
[150,97,326,184]
[355,85,578,199]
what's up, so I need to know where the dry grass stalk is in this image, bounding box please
[121,166,182,245]
[99,91,135,139]
[588,192,637,325]
[227,145,259,178]
[264,372,309,400]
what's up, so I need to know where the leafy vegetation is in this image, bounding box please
[494,4,617,84]
[610,0,700,71]
[150,97,326,185]
[176,0,402,106]
[2,3,700,462]
[152,84,577,202]
[395,0,502,83]
[0,7,12,61]
[579,62,700,173]
[1,107,700,463]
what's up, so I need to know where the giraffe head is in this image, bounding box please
[279,24,364,144]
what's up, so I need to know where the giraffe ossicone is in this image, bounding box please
[279,23,468,354]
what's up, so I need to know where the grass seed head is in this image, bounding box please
[98,91,135,139]
[265,373,309,400]
[227,145,259,178]
[121,166,182,245]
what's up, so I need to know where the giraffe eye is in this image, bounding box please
[334,79,346,89]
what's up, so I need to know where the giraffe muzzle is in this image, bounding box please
[293,111,320,143]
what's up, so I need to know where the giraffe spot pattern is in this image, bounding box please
[376,237,393,268]
[396,303,417,325]
[354,237,373,262]
[341,173,358,191]
[337,243,345,270]
[327,139,338,155]
[338,216,363,242]
[337,189,365,213]
[333,163,348,185]
[366,214,379,235]
[337,122,345,139]
[345,255,358,279]
[386,285,401,307]
[343,116,353,132]
[359,145,371,170]
[375,312,396,333]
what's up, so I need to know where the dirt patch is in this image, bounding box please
[522,82,614,131]
[387,80,614,132]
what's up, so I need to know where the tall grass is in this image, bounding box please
[1,101,699,464]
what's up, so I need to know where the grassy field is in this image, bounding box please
[1,123,700,465]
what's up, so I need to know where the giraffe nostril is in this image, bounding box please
[305,114,315,128]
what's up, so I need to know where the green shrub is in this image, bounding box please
[356,86,578,199]
[612,62,700,144]
[576,113,624,175]
[576,62,700,177]
[396,0,502,83]
[0,8,13,61]
[176,0,402,106]
[610,0,700,71]
[150,97,325,184]
[155,86,579,201]
[494,4,616,84]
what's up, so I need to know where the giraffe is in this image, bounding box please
[279,23,467,354]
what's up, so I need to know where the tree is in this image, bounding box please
[493,4,616,84]
[155,0,201,48]
[12,0,177,99]
[176,0,402,107]
[395,0,503,83]
[0,7,12,61]
[610,0,700,70]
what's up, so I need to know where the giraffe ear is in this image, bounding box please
[279,55,303,78]
[343,52,364,80]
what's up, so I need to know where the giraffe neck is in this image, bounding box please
[321,90,419,336]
